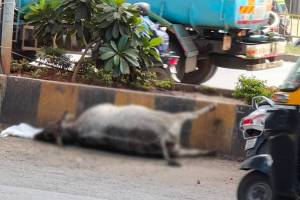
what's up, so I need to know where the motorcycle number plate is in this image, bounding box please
[245,138,257,150]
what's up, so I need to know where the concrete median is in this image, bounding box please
[0,75,252,158]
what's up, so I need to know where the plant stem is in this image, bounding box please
[81,22,88,48]
[71,41,96,82]
[52,34,58,48]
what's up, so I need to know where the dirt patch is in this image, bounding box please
[0,137,244,200]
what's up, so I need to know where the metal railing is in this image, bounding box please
[280,13,300,38]
[278,0,300,39]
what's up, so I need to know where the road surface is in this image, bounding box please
[0,137,244,200]
[203,61,296,90]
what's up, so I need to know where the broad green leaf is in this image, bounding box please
[149,37,163,48]
[120,58,130,74]
[115,0,125,6]
[124,55,139,67]
[123,49,139,57]
[110,41,118,52]
[149,48,162,61]
[100,51,116,60]
[104,59,114,71]
[123,51,138,60]
[103,6,115,13]
[113,55,120,66]
[119,24,126,35]
[98,20,113,29]
[99,47,113,53]
[40,0,46,9]
[112,22,120,39]
[118,35,129,51]
[105,26,113,40]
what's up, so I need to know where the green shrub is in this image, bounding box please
[127,70,175,90]
[233,75,274,104]
[80,61,114,86]
[154,80,175,90]
[11,59,33,73]
[24,0,63,48]
[97,69,113,86]
[31,68,48,78]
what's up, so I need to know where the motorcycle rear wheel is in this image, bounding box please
[237,171,272,200]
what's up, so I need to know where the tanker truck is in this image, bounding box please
[16,0,286,84]
[127,0,286,84]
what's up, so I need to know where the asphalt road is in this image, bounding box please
[203,61,296,90]
[0,137,244,200]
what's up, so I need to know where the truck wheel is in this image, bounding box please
[181,59,217,84]
[237,171,272,200]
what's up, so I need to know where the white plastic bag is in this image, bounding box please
[0,123,43,139]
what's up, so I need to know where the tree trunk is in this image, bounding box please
[52,34,58,48]
[71,41,94,82]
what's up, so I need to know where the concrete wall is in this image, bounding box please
[0,75,252,158]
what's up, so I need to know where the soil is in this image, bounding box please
[13,68,114,87]
[0,136,244,200]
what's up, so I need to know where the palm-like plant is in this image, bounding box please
[138,37,162,69]
[95,0,162,77]
[100,35,140,76]
[61,0,98,47]
[93,0,141,41]
[25,0,163,83]
[24,0,63,48]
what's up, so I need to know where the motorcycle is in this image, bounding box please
[237,59,300,200]
[241,97,273,159]
[237,97,274,200]
[237,96,300,200]
[135,2,181,83]
[272,0,291,36]
[151,52,181,83]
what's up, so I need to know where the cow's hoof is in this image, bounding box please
[56,137,64,147]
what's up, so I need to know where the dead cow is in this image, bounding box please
[35,103,216,166]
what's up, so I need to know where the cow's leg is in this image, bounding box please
[55,127,65,146]
[176,148,216,158]
[56,133,63,146]
[160,139,181,167]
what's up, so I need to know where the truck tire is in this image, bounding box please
[168,33,217,84]
[181,59,217,84]
[237,171,272,200]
